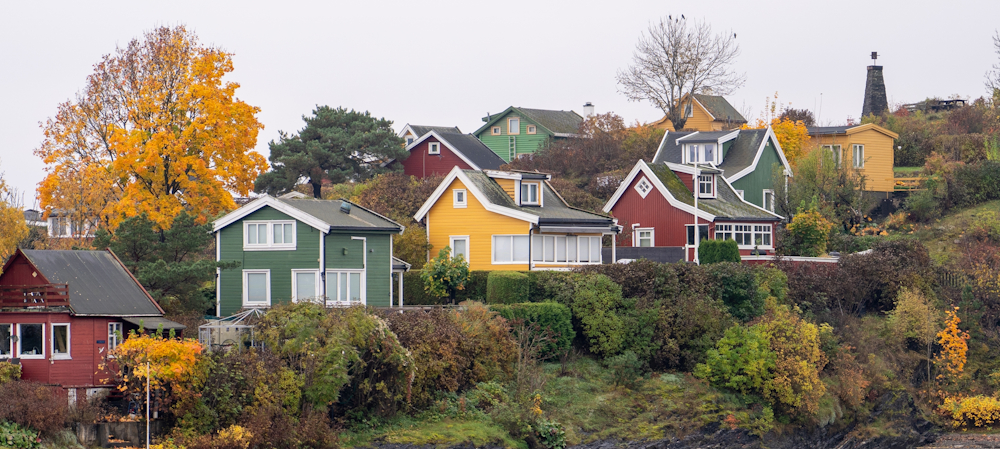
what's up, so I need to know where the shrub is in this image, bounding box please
[0,381,67,436]
[940,395,1000,428]
[487,271,530,304]
[708,262,767,322]
[785,200,835,256]
[491,302,574,358]
[526,271,575,303]
[605,350,646,388]
[461,271,490,301]
[421,246,471,303]
[698,239,740,264]
[0,362,20,384]
[563,274,625,357]
[0,421,40,449]
[534,418,567,449]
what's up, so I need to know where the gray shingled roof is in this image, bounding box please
[653,131,695,164]
[807,126,851,135]
[462,171,614,224]
[20,250,163,316]
[518,108,583,135]
[410,125,461,136]
[694,94,747,123]
[437,132,506,170]
[277,198,403,231]
[647,165,776,221]
[717,129,767,178]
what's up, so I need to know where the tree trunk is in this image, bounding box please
[311,181,323,199]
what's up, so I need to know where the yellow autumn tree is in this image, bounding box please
[742,93,812,164]
[35,26,267,230]
[936,307,970,382]
[0,163,29,264]
[105,331,204,417]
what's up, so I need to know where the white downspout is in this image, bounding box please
[389,233,394,307]
[351,237,367,305]
[693,168,700,265]
[215,232,221,317]
[319,231,326,304]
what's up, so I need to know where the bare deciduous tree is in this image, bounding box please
[617,16,745,130]
[987,30,1000,93]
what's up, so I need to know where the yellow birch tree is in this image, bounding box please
[0,164,29,264]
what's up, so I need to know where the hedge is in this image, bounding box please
[486,271,530,304]
[491,302,574,358]
[698,239,740,264]
[402,270,491,305]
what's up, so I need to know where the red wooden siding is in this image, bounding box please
[675,170,695,192]
[1,312,117,388]
[401,137,475,179]
[611,173,697,248]
[2,253,49,286]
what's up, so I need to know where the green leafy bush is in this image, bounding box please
[698,239,740,264]
[605,350,646,388]
[563,274,626,357]
[526,271,575,303]
[421,246,471,303]
[0,362,20,384]
[403,270,489,305]
[533,418,567,449]
[486,271,530,304]
[708,262,767,322]
[785,200,836,256]
[0,421,40,449]
[491,302,575,358]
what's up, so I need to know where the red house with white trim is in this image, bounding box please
[603,160,783,262]
[0,249,185,404]
[388,130,507,179]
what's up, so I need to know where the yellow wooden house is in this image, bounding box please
[413,167,620,271]
[651,94,747,132]
[806,124,899,192]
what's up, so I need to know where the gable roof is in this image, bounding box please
[717,127,793,181]
[603,160,782,222]
[398,124,461,138]
[692,94,747,124]
[475,106,583,137]
[391,130,506,170]
[807,123,899,139]
[652,131,696,164]
[213,196,403,233]
[414,167,616,228]
[12,249,164,317]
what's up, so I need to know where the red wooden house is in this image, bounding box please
[0,249,184,404]
[387,130,507,179]
[603,160,782,262]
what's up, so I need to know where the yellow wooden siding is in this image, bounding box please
[651,101,716,132]
[495,178,517,201]
[808,131,895,192]
[427,178,532,271]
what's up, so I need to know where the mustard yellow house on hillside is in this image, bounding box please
[413,167,620,271]
[806,124,899,192]
[651,94,747,132]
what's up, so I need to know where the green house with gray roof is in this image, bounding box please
[474,106,584,162]
[212,194,405,316]
[652,126,792,211]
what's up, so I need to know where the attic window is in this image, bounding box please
[635,177,653,199]
[520,182,540,206]
[508,118,520,135]
[492,126,501,135]
[429,142,441,155]
[527,125,537,134]
[698,175,716,198]
[245,221,296,250]
[453,189,467,208]
[406,137,414,145]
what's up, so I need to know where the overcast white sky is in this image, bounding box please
[2,0,998,208]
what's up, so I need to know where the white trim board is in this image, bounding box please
[726,127,794,182]
[601,160,716,222]
[413,166,540,224]
[213,196,330,233]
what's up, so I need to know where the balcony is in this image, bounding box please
[0,284,70,308]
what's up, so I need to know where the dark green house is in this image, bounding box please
[474,106,584,162]
[212,194,405,316]
[652,127,792,212]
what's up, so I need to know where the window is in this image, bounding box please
[450,236,469,261]
[245,221,295,250]
[686,225,710,245]
[242,270,271,307]
[492,235,530,263]
[704,144,715,163]
[698,175,715,198]
[853,144,865,168]
[108,322,122,351]
[49,217,70,237]
[531,235,601,264]
[634,177,653,198]
[18,323,43,358]
[0,324,10,357]
[508,118,520,135]
[453,189,467,208]
[754,225,773,247]
[428,142,441,155]
[51,324,70,359]
[526,125,536,134]
[687,145,698,163]
[406,137,414,145]
[325,270,365,303]
[292,269,320,302]
[822,145,842,168]
[635,229,654,247]
[491,126,501,135]
[715,224,733,241]
[715,224,772,248]
[520,182,540,205]
[763,190,775,212]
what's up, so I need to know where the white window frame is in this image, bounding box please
[531,235,602,265]
[508,117,520,135]
[520,182,540,206]
[491,126,501,135]
[453,189,467,208]
[526,125,537,134]
[698,175,716,199]
[428,142,441,155]
[450,236,470,262]
[17,323,45,359]
[703,144,716,164]
[108,322,122,352]
[0,323,11,358]
[763,190,775,212]
[853,144,865,168]
[686,224,710,246]
[686,144,699,163]
[491,235,531,264]
[406,136,414,145]
[291,269,321,303]
[244,220,296,251]
[242,269,271,307]
[634,177,653,199]
[325,270,366,305]
[634,228,654,248]
[822,144,842,168]
[713,223,773,249]
[51,323,71,360]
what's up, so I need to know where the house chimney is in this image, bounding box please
[862,53,888,117]
[583,102,595,117]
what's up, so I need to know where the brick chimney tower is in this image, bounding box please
[862,52,888,117]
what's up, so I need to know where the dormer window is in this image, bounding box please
[520,182,540,205]
[428,142,440,155]
[406,136,414,145]
[687,145,698,163]
[698,175,716,198]
[685,143,719,164]
[704,144,715,163]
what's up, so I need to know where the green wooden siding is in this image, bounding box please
[476,112,553,162]
[217,206,397,315]
[730,137,783,209]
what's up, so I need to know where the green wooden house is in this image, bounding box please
[212,194,405,316]
[474,106,584,162]
[652,127,792,212]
